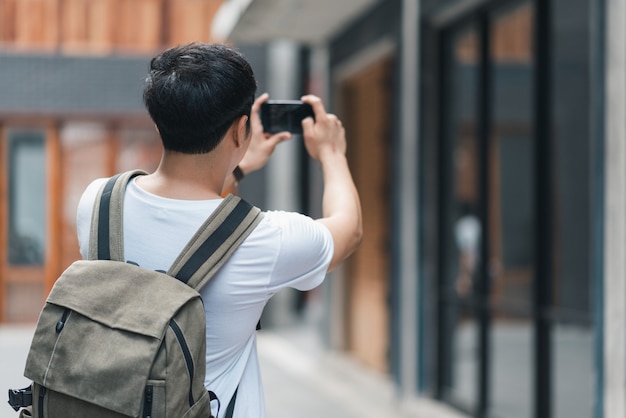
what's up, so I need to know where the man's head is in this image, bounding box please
[143,42,257,154]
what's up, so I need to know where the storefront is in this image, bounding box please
[0,0,612,414]
[420,0,601,417]
[219,0,626,415]
[220,0,626,416]
[0,119,161,322]
[0,0,227,323]
[304,0,603,415]
[0,55,160,322]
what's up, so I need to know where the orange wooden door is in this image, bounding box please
[0,126,57,323]
[339,56,394,372]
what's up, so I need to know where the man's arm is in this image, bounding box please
[301,95,363,271]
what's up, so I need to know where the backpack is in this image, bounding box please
[8,170,263,418]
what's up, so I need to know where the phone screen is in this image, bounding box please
[260,100,314,134]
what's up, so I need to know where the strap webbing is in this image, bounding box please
[88,170,147,261]
[89,171,263,291]
[168,196,262,291]
[224,387,238,418]
[95,173,119,260]
[89,171,254,416]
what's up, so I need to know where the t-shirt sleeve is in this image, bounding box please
[264,211,334,293]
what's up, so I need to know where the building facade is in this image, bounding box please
[2,0,624,416]
[0,0,225,322]
[220,0,625,417]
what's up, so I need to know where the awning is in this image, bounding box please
[212,0,381,44]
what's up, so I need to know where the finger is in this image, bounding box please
[269,131,292,144]
[252,92,269,113]
[328,114,343,128]
[301,95,328,120]
[301,116,315,137]
[326,113,338,122]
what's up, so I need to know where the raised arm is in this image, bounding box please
[301,95,363,271]
[223,93,291,194]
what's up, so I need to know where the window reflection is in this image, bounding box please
[436,1,596,416]
[551,0,595,415]
[440,24,480,411]
[8,130,46,266]
[489,3,534,418]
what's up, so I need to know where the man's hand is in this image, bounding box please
[238,93,291,175]
[301,95,346,161]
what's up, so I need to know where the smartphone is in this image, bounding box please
[260,100,314,134]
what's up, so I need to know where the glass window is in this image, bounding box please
[433,1,597,416]
[551,0,595,415]
[439,23,481,411]
[488,3,534,418]
[8,130,46,265]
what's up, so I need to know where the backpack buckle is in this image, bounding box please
[8,386,32,411]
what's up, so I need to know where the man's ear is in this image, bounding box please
[233,115,250,147]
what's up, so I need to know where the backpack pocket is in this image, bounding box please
[32,383,125,418]
[142,380,166,418]
[26,304,162,416]
[24,261,200,417]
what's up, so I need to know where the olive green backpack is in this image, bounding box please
[8,170,262,418]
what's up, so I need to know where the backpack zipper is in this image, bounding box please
[168,320,195,407]
[143,385,153,418]
[55,309,71,333]
[44,310,72,387]
[38,386,46,418]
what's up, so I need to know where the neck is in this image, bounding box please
[136,151,228,200]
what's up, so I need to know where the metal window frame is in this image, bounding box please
[432,1,557,417]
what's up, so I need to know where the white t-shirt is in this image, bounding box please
[76,177,334,418]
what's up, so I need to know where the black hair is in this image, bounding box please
[143,42,257,154]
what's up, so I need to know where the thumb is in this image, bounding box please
[268,131,292,146]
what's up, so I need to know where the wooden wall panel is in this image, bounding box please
[340,58,392,373]
[0,0,224,52]
[135,0,163,49]
[60,0,88,48]
[14,0,59,49]
[167,0,222,45]
[0,0,225,322]
[116,0,163,52]
[87,0,117,51]
[60,0,117,52]
[0,0,17,44]
[59,124,115,270]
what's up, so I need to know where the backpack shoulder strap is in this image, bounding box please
[167,194,263,292]
[88,170,263,291]
[88,169,148,261]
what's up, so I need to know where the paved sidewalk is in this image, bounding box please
[1,324,464,418]
[258,326,398,418]
[258,326,467,418]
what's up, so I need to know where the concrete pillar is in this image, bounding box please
[603,0,626,416]
[263,39,301,327]
[398,0,420,400]
[266,39,301,212]
[305,44,341,347]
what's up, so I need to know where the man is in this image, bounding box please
[76,42,362,417]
